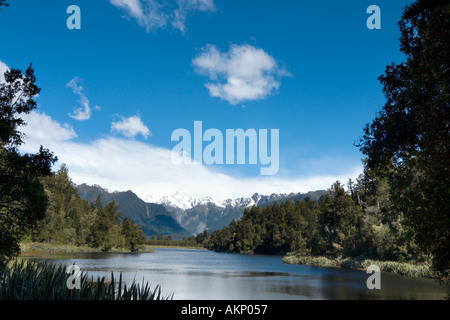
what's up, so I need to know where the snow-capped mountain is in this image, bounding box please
[76,183,326,238]
[143,192,259,234]
[143,190,325,235]
[145,191,204,210]
[145,191,315,211]
[76,184,191,238]
[144,192,259,210]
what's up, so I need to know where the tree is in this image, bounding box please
[357,0,449,283]
[33,165,95,246]
[0,65,57,268]
[122,217,145,252]
[318,182,364,257]
[89,199,124,252]
[0,1,8,10]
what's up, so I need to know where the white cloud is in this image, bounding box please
[193,44,290,105]
[111,115,151,139]
[109,0,216,34]
[172,0,216,33]
[0,60,8,83]
[20,111,77,144]
[109,0,168,32]
[19,112,362,202]
[67,77,99,121]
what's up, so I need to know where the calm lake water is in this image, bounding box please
[24,248,448,300]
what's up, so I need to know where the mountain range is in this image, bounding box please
[76,184,325,239]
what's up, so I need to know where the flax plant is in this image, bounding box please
[0,260,172,300]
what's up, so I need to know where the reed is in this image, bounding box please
[283,254,435,279]
[0,260,171,300]
[20,242,100,254]
[20,242,155,254]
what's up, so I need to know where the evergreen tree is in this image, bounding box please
[89,200,124,252]
[0,65,57,268]
[318,182,364,257]
[204,178,419,264]
[356,0,449,282]
[122,217,146,252]
[31,165,148,253]
[33,165,92,245]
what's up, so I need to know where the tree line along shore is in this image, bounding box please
[12,162,441,281]
[1,0,448,296]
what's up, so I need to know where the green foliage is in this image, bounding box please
[33,165,90,245]
[356,0,450,283]
[204,179,425,266]
[76,184,190,238]
[318,182,364,257]
[0,65,57,269]
[146,234,203,248]
[89,200,124,251]
[121,217,146,252]
[283,254,434,279]
[0,260,171,300]
[205,198,317,255]
[31,165,146,253]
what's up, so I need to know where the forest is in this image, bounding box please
[29,165,147,253]
[202,173,423,263]
[202,0,450,285]
[0,0,448,288]
[146,234,203,247]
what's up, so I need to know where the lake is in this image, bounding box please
[23,248,448,300]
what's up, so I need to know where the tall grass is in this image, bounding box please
[20,242,100,254]
[0,260,172,300]
[20,242,155,254]
[283,254,435,279]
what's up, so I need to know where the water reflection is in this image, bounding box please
[22,248,448,300]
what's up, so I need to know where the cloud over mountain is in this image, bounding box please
[19,112,361,202]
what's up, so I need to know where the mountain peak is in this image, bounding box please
[143,191,262,210]
[144,191,204,210]
[77,183,326,236]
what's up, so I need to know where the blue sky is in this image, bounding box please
[0,0,413,200]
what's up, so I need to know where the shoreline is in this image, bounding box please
[20,242,155,255]
[283,254,435,279]
[19,242,208,256]
[147,245,207,250]
[20,242,435,280]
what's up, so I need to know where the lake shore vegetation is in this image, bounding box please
[201,180,435,280]
[0,259,170,300]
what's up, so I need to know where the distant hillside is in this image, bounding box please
[254,191,326,208]
[150,190,327,235]
[76,184,326,239]
[76,184,190,239]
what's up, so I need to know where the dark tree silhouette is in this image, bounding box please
[357,0,450,283]
[0,65,57,268]
[0,1,8,10]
